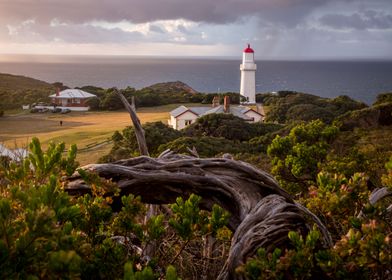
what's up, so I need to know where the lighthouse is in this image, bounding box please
[240,44,257,104]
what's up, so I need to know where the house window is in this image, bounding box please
[185,120,192,126]
[73,98,81,104]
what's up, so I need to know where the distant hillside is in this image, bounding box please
[0,73,55,110]
[143,81,198,94]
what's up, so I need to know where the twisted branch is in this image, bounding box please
[66,155,331,279]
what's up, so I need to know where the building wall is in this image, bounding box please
[52,98,88,107]
[35,105,90,112]
[168,115,177,129]
[174,111,199,130]
[244,110,263,122]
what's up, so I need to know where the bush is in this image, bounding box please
[240,167,392,280]
[185,114,283,142]
[267,120,339,194]
[262,91,366,124]
[0,138,230,279]
[101,122,183,161]
[373,92,392,106]
[158,136,249,157]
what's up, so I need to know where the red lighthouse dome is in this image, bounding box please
[243,44,254,53]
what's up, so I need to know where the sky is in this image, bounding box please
[0,0,392,59]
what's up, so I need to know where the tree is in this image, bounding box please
[267,120,339,194]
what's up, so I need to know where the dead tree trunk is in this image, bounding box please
[66,90,332,279]
[114,89,158,257]
[115,90,149,156]
[66,154,332,279]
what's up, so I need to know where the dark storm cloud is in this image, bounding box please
[0,0,337,26]
[5,21,143,43]
[320,10,392,30]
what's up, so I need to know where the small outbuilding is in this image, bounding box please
[168,96,264,130]
[49,89,96,111]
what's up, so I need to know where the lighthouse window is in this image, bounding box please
[185,120,192,126]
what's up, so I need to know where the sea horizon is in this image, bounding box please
[1,53,392,63]
[1,55,392,105]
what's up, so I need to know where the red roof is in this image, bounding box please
[243,44,254,53]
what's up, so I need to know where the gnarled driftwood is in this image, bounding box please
[65,90,332,279]
[67,154,332,279]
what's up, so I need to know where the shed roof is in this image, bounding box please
[169,106,211,118]
[202,106,254,120]
[170,105,262,121]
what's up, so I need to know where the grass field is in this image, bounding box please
[0,104,200,165]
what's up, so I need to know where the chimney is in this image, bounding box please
[212,96,220,107]
[224,96,230,113]
[56,88,60,96]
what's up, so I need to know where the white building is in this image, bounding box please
[0,144,28,162]
[240,44,257,104]
[49,89,97,111]
[168,96,264,130]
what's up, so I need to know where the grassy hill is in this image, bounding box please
[0,73,55,110]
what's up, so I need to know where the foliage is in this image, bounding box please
[158,136,251,158]
[267,120,339,194]
[99,88,134,111]
[0,73,56,110]
[184,114,282,142]
[303,172,370,237]
[335,102,392,131]
[84,97,101,110]
[382,156,392,189]
[238,227,323,280]
[101,122,182,162]
[259,91,367,124]
[184,114,253,141]
[373,92,392,106]
[200,92,244,104]
[0,138,230,279]
[103,115,283,162]
[240,167,392,279]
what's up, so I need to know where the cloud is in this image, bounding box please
[0,0,338,26]
[149,24,165,33]
[319,10,392,30]
[0,0,392,58]
[4,20,143,44]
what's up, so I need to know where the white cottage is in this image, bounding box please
[168,96,264,130]
[49,89,97,111]
[0,144,28,161]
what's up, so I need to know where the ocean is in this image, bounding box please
[1,55,392,105]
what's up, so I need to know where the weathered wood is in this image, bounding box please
[115,89,149,156]
[115,89,158,256]
[66,155,332,279]
[67,90,331,278]
[369,187,392,206]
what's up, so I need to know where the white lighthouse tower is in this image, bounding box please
[240,44,257,104]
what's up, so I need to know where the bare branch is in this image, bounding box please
[115,89,149,156]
